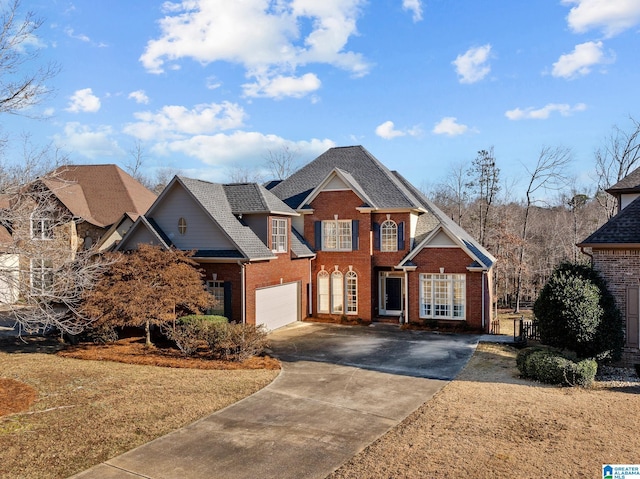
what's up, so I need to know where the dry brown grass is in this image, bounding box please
[0,337,279,479]
[494,309,534,336]
[329,342,640,479]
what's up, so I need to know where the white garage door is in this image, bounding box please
[255,282,299,331]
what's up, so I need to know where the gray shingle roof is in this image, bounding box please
[291,228,315,258]
[223,183,297,215]
[270,146,425,210]
[607,166,640,194]
[579,195,640,246]
[391,171,496,269]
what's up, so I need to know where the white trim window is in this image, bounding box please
[271,218,287,253]
[420,274,466,320]
[317,270,330,313]
[31,213,53,240]
[381,220,397,252]
[331,270,344,313]
[345,270,357,314]
[31,258,54,294]
[322,220,351,251]
[206,280,225,315]
[178,217,187,235]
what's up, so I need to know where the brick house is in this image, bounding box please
[117,176,315,330]
[578,166,640,362]
[0,164,156,302]
[269,146,496,331]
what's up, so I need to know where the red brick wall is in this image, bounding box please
[199,255,311,325]
[408,247,488,331]
[306,190,373,319]
[592,248,640,362]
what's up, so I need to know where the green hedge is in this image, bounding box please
[517,347,597,387]
[178,314,228,324]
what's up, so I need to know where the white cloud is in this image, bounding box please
[66,88,101,113]
[128,90,150,104]
[562,0,640,37]
[64,27,90,43]
[139,0,369,99]
[153,131,335,167]
[243,73,321,99]
[123,101,246,141]
[551,41,611,79]
[402,0,423,22]
[432,117,469,136]
[505,103,587,120]
[375,120,421,140]
[53,122,123,159]
[206,76,222,90]
[452,44,492,84]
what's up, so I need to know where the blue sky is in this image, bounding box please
[9,0,640,195]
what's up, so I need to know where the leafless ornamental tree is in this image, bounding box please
[514,146,572,313]
[0,172,116,335]
[594,117,640,219]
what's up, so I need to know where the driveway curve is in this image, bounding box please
[71,323,479,479]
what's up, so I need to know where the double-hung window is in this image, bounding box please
[271,218,287,253]
[31,214,53,240]
[206,280,225,315]
[420,274,466,320]
[331,270,344,314]
[322,220,352,251]
[31,259,54,295]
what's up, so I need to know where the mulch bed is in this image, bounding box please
[0,378,37,416]
[57,336,281,370]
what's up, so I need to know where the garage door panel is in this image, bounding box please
[256,282,299,331]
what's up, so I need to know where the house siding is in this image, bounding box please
[592,248,640,364]
[152,184,235,250]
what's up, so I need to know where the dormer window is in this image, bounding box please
[178,217,187,235]
[31,213,53,240]
[381,219,397,252]
[271,218,287,253]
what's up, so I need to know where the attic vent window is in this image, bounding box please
[178,217,187,235]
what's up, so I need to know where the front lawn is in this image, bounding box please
[0,336,279,479]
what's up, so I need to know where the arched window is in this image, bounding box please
[381,220,397,252]
[331,270,344,314]
[345,270,357,314]
[317,270,330,313]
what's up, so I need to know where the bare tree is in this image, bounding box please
[514,146,572,312]
[264,145,300,181]
[594,117,640,218]
[226,165,264,184]
[0,0,59,115]
[468,147,500,247]
[431,161,470,226]
[0,169,115,335]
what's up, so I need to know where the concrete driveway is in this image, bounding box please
[71,323,479,479]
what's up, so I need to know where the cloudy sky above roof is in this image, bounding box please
[10,0,640,192]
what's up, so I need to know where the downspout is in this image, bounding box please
[482,271,486,332]
[404,269,409,324]
[238,261,246,324]
[579,246,593,263]
[308,259,313,316]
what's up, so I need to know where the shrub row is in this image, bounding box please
[167,316,268,361]
[516,347,597,387]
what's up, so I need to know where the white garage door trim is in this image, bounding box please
[256,282,300,331]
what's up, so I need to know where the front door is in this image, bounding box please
[380,273,403,315]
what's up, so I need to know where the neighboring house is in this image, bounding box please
[117,176,315,330]
[269,146,496,331]
[0,164,156,302]
[578,166,640,362]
